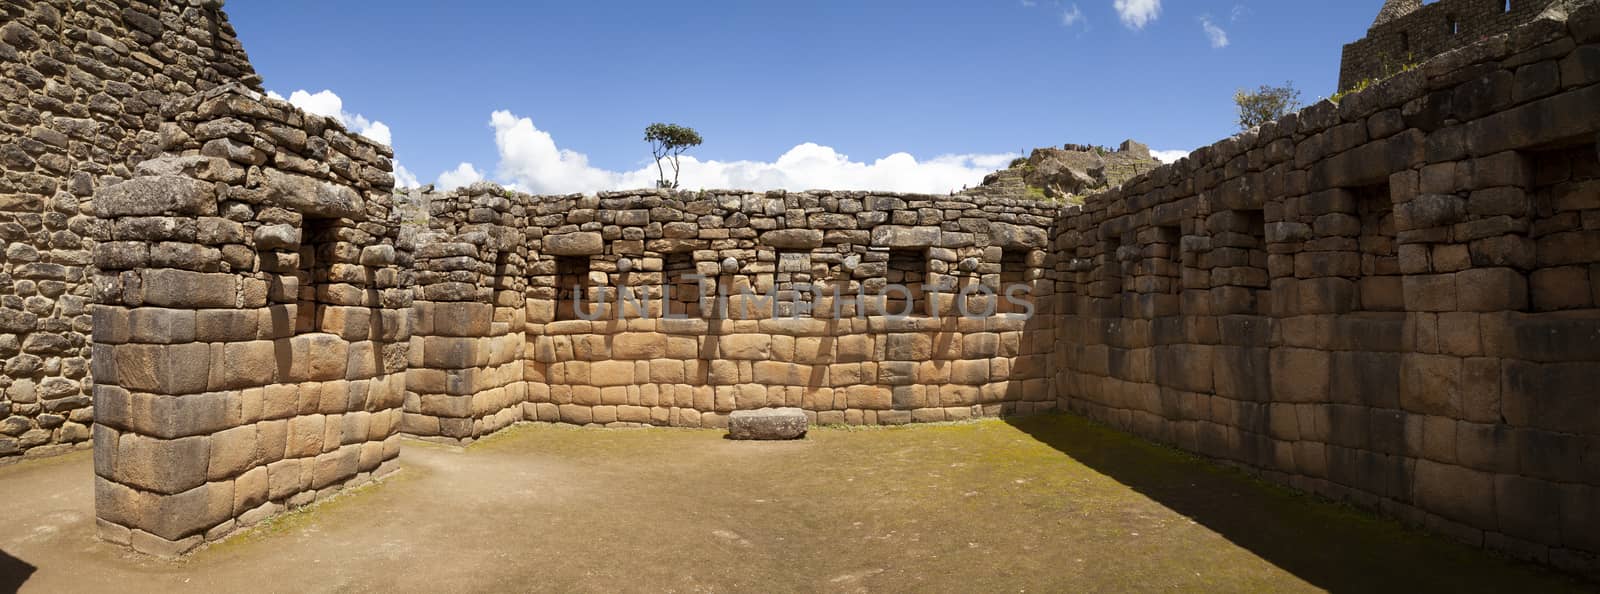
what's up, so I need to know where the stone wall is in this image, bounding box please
[393,187,1061,433]
[90,85,409,557]
[1339,0,1567,92]
[0,0,262,460]
[404,186,528,441]
[1060,4,1600,575]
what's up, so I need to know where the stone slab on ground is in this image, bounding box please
[727,408,808,440]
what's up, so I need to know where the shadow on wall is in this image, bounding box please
[1001,414,1590,593]
[0,550,35,593]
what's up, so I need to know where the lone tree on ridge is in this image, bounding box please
[1233,82,1303,131]
[645,123,703,189]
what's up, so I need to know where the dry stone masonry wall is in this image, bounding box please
[394,187,1060,434]
[0,0,260,459]
[1060,3,1600,575]
[90,85,409,556]
[405,187,529,441]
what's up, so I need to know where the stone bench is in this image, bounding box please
[728,408,808,440]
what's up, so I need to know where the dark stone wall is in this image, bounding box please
[1066,5,1600,577]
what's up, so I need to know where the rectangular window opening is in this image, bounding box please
[886,249,927,316]
[1355,183,1403,312]
[554,255,591,322]
[297,217,339,334]
[664,251,699,318]
[1000,249,1032,314]
[1529,144,1598,312]
[776,252,816,318]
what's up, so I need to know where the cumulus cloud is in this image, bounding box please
[1200,15,1229,48]
[438,162,485,190]
[265,89,393,146]
[466,110,1015,195]
[393,162,421,189]
[1061,4,1085,27]
[1113,0,1161,29]
[1150,149,1191,164]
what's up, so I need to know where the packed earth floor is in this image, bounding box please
[0,415,1589,593]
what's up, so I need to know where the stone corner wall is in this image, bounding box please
[89,85,410,557]
[1063,5,1600,577]
[402,184,528,442]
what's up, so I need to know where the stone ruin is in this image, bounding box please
[1340,0,1576,92]
[964,140,1160,202]
[0,0,1598,578]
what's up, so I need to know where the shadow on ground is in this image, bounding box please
[0,549,36,592]
[1004,413,1591,593]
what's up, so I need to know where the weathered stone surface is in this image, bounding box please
[727,407,808,440]
[761,229,824,249]
[544,232,604,256]
[261,169,365,219]
[95,176,216,217]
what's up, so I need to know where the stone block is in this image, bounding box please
[1403,274,1458,312]
[1456,268,1528,312]
[1400,353,1462,417]
[727,407,808,440]
[128,308,196,344]
[845,385,891,409]
[1493,473,1564,543]
[95,175,216,217]
[207,425,261,481]
[761,229,824,249]
[613,332,667,359]
[114,433,211,495]
[1395,194,1466,231]
[544,232,604,256]
[112,343,212,395]
[884,333,932,361]
[717,334,772,360]
[139,269,237,308]
[1414,459,1496,530]
[1269,348,1330,403]
[1501,360,1600,435]
[429,302,492,337]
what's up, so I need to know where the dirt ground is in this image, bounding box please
[0,415,1589,593]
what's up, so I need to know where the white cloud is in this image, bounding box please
[1200,15,1229,48]
[1113,0,1160,29]
[1150,149,1191,164]
[1231,4,1249,22]
[1020,0,1037,6]
[479,110,1014,195]
[393,162,421,189]
[266,89,393,146]
[1061,4,1085,27]
[438,162,485,190]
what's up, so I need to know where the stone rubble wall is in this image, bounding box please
[0,0,262,460]
[90,85,410,557]
[1340,0,1566,92]
[404,186,528,442]
[1060,6,1600,576]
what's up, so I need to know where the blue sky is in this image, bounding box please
[227,0,1378,193]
